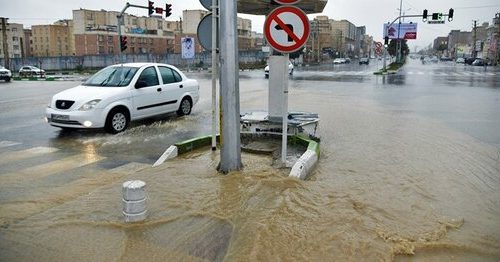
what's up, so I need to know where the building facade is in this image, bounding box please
[73,9,176,56]
[31,21,74,57]
[0,19,25,59]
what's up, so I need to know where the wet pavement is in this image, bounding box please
[0,59,499,261]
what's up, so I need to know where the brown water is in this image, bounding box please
[1,69,500,261]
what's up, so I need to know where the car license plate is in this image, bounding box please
[51,114,69,121]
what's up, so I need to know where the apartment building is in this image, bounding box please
[72,9,175,55]
[0,20,25,59]
[31,20,74,57]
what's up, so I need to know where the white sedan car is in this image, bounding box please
[0,65,12,82]
[264,61,294,78]
[46,63,199,133]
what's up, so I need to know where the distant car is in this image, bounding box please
[465,57,476,65]
[0,65,12,82]
[19,66,45,77]
[333,58,346,64]
[472,58,485,66]
[264,61,294,78]
[46,63,200,133]
[455,58,465,64]
[359,57,369,65]
[345,58,351,64]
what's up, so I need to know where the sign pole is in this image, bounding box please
[211,0,218,151]
[281,53,289,165]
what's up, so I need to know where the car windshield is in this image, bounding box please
[83,66,139,87]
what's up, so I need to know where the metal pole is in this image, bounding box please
[396,0,403,63]
[218,0,241,173]
[281,53,289,165]
[211,0,218,151]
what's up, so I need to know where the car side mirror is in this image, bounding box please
[135,80,147,89]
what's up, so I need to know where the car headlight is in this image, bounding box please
[79,99,101,111]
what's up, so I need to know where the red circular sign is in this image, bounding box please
[264,6,310,53]
[273,0,302,4]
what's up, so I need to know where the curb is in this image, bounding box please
[12,77,59,81]
[154,134,320,180]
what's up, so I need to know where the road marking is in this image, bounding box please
[0,154,106,185]
[417,72,424,75]
[0,141,21,148]
[407,71,414,75]
[0,147,59,166]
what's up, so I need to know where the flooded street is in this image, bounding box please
[1,59,500,261]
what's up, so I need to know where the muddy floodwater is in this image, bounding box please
[1,60,500,261]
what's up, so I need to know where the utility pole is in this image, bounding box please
[1,17,10,68]
[472,20,477,58]
[218,0,242,173]
[495,13,500,65]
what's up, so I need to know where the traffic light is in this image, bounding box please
[384,36,389,48]
[422,9,428,22]
[120,36,128,52]
[448,8,454,21]
[148,1,154,16]
[165,3,172,18]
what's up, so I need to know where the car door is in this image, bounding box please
[158,66,184,112]
[131,66,165,118]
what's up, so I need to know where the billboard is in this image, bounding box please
[383,23,418,40]
[181,37,195,59]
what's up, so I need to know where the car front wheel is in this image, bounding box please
[105,108,129,133]
[177,98,192,116]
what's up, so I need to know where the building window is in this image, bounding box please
[13,45,19,50]
[12,36,18,42]
[12,28,17,32]
[98,35,104,42]
[98,45,105,54]
[108,36,113,43]
[158,21,163,30]
[108,46,114,54]
[86,13,94,20]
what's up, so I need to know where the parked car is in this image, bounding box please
[472,58,485,66]
[264,61,294,78]
[345,57,351,64]
[455,57,465,64]
[333,58,346,64]
[359,57,369,65]
[19,66,45,77]
[46,63,199,133]
[0,66,12,82]
[465,57,476,65]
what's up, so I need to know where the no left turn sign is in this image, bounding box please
[264,6,310,53]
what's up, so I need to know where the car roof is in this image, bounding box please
[111,63,176,68]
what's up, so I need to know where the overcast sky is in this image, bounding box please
[1,0,498,51]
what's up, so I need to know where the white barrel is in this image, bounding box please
[122,180,146,201]
[123,210,147,223]
[122,180,147,222]
[122,198,147,214]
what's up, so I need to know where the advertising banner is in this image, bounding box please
[383,23,417,40]
[181,37,195,59]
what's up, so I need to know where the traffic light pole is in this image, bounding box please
[117,2,151,63]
